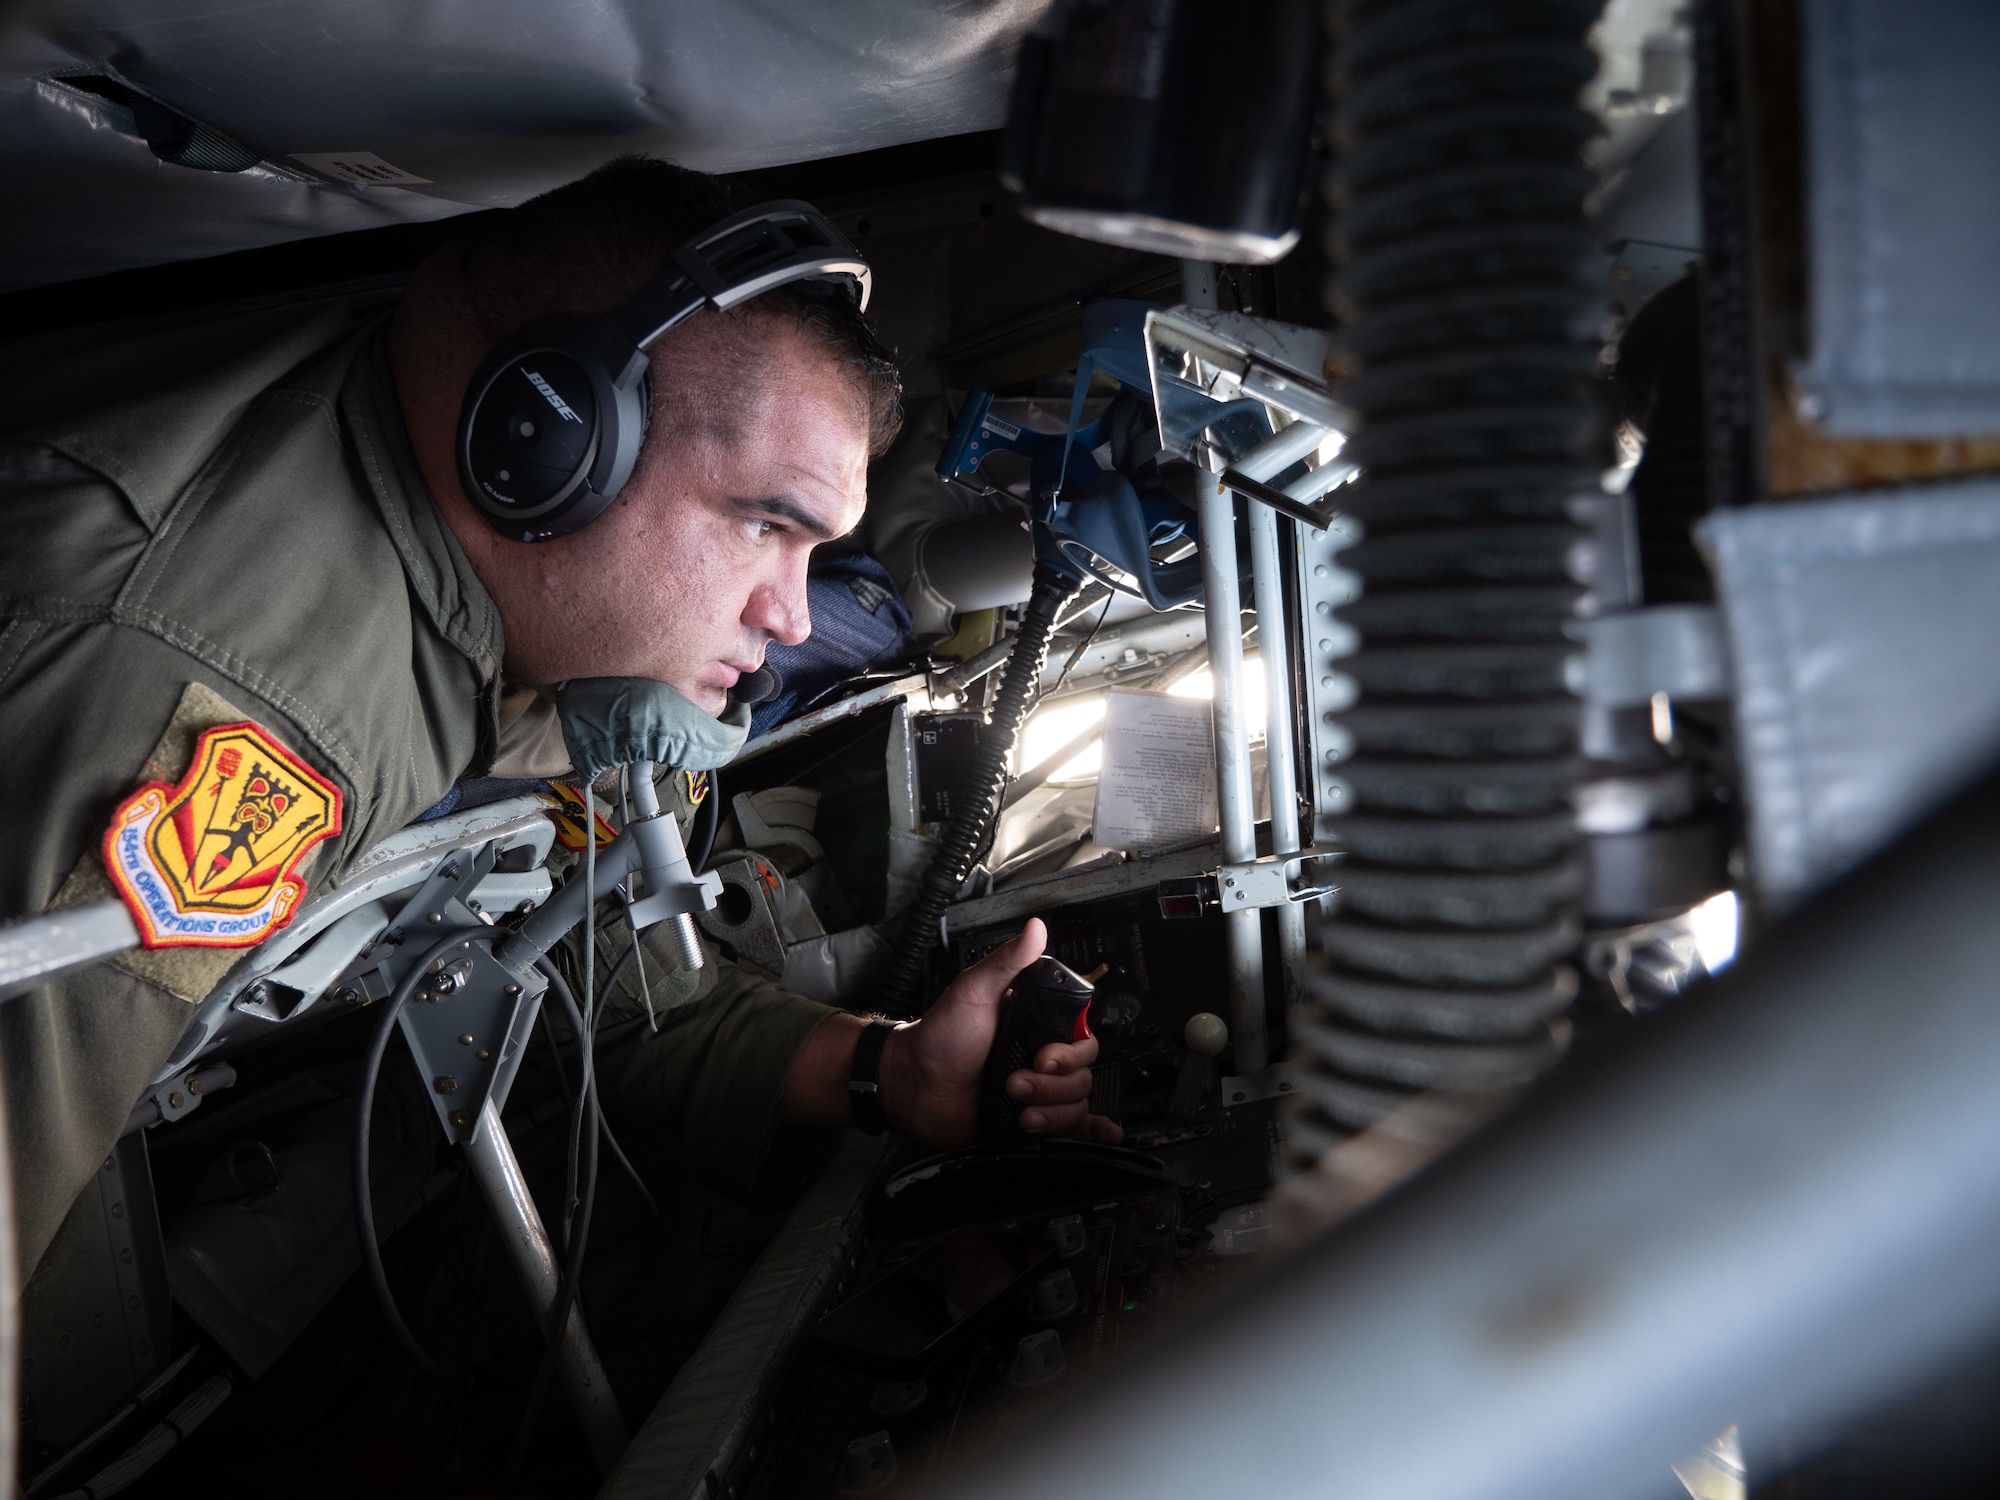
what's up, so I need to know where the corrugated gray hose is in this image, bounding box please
[1289,0,1607,1150]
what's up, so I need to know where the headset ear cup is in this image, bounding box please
[457,322,625,541]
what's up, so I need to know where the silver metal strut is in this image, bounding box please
[1197,467,1269,1075]
[464,1099,629,1472]
[1247,497,1308,1018]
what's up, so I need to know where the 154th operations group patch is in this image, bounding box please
[103,720,342,949]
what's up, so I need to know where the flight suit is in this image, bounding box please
[0,293,837,1274]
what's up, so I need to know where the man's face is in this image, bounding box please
[505,327,871,714]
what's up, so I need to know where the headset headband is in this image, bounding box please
[609,199,872,353]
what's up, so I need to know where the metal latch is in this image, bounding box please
[1219,855,1338,911]
[1160,856,1337,919]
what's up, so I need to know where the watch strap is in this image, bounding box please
[848,1018,899,1135]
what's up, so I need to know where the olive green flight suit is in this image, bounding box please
[0,294,836,1275]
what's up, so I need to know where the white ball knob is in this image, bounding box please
[1184,1012,1229,1057]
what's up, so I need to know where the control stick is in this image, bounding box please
[979,955,1096,1147]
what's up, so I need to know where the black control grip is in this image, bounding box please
[978,955,1095,1148]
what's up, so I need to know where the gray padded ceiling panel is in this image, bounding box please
[1699,480,2000,914]
[0,0,1049,292]
[1795,0,2000,436]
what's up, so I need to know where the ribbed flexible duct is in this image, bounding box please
[1291,0,1607,1147]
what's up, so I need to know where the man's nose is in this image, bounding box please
[746,569,812,649]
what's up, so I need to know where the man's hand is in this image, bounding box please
[878,918,1122,1148]
[781,919,1124,1146]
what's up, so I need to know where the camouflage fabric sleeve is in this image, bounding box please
[580,915,840,1210]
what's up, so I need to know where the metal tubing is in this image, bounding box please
[464,1100,629,1474]
[1235,420,1327,484]
[1217,466,1340,532]
[1282,457,1357,502]
[920,763,2000,1500]
[1197,468,1268,1074]
[0,899,140,1001]
[625,764,690,892]
[626,760,662,819]
[499,832,640,969]
[1247,501,1307,1016]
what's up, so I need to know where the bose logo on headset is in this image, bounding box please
[456,200,871,543]
[524,371,583,424]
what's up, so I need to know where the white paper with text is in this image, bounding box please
[1093,689,1217,851]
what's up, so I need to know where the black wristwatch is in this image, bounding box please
[848,1019,901,1135]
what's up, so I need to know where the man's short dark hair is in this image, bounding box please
[449,156,903,456]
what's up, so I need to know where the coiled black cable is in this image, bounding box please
[878,562,1080,1016]
[1290,0,1605,1149]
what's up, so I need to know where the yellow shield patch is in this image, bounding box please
[102,720,343,949]
[548,782,619,852]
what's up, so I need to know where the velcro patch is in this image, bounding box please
[103,720,343,949]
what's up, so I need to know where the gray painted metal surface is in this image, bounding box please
[1295,512,1360,849]
[0,898,138,1002]
[730,673,934,767]
[158,798,555,1086]
[942,838,1220,938]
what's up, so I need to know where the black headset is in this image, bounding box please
[455,200,872,543]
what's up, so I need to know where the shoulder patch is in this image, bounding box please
[547,781,618,851]
[680,769,710,808]
[103,720,343,949]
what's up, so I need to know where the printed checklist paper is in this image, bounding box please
[1093,689,1217,851]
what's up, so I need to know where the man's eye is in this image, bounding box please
[748,519,776,540]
